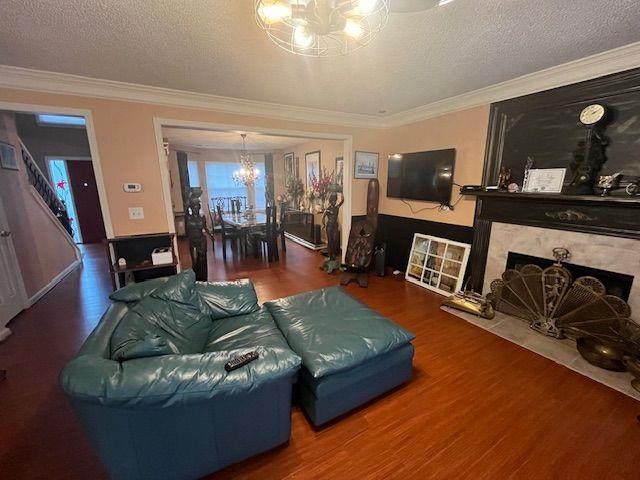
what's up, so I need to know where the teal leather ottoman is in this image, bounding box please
[266,286,415,426]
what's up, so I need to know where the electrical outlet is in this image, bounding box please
[128,207,144,220]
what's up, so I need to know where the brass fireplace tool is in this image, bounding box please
[442,278,495,319]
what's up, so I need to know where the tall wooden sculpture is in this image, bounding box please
[186,187,208,281]
[321,184,343,274]
[340,179,379,287]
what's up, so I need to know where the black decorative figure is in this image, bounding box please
[340,179,379,287]
[321,185,343,274]
[565,117,609,195]
[185,187,208,281]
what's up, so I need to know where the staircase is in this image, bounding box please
[20,143,74,237]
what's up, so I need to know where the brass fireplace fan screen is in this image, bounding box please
[487,263,636,347]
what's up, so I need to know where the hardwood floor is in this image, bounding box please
[1,238,639,479]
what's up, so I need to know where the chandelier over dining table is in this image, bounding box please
[255,0,390,57]
[232,134,260,187]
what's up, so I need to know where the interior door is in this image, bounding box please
[0,194,24,333]
[66,160,106,243]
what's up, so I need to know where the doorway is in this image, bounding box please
[47,157,106,243]
[154,118,353,262]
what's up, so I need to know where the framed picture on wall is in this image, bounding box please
[0,141,18,170]
[305,150,321,188]
[284,152,296,180]
[335,156,344,187]
[354,151,378,179]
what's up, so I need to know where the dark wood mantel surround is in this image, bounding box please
[468,67,640,291]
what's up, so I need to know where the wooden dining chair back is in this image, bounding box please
[216,205,242,259]
[252,206,279,262]
[278,205,287,252]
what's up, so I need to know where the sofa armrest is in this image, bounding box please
[60,346,301,408]
[195,279,259,319]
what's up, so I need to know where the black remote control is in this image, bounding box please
[224,351,259,372]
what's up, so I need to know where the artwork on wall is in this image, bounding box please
[305,150,321,188]
[0,141,18,170]
[354,151,379,179]
[284,152,296,180]
[335,156,344,187]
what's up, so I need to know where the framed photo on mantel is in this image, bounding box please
[523,168,566,193]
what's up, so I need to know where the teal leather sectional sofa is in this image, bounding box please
[61,270,414,480]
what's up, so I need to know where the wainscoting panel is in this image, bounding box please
[352,214,474,273]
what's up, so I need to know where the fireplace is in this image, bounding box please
[481,222,640,315]
[505,252,634,302]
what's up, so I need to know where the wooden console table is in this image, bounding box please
[105,233,178,290]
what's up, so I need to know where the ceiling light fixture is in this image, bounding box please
[255,0,390,57]
[232,134,260,187]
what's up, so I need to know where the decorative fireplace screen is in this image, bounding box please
[487,263,632,341]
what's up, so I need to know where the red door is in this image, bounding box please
[66,160,106,243]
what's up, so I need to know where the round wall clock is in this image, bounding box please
[579,104,606,125]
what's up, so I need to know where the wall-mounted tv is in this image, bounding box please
[386,148,456,204]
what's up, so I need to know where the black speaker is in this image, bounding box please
[374,243,386,277]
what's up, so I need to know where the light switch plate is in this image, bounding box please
[128,207,144,220]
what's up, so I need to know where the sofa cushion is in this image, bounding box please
[195,279,259,320]
[203,307,290,353]
[265,286,415,378]
[109,277,169,303]
[110,270,211,361]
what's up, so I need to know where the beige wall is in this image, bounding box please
[379,106,490,227]
[15,113,91,181]
[0,111,79,298]
[1,87,387,236]
[0,87,490,239]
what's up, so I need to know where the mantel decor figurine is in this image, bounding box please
[596,172,621,196]
[320,183,343,274]
[185,187,207,281]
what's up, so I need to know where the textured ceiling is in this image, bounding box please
[1,1,640,115]
[162,128,309,151]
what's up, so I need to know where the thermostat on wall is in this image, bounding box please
[123,183,142,193]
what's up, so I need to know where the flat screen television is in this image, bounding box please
[386,148,456,204]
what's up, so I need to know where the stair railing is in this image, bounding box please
[20,142,74,237]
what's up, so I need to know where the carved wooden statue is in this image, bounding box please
[186,187,208,281]
[340,179,379,287]
[565,129,608,195]
[321,187,343,274]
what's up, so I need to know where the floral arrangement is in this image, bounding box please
[286,176,304,208]
[310,168,333,203]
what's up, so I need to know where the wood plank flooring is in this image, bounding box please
[1,238,639,479]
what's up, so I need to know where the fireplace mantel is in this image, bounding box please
[467,191,640,291]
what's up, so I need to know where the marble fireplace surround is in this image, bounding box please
[482,222,640,315]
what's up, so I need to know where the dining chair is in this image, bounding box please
[251,206,279,262]
[278,205,287,252]
[216,205,243,260]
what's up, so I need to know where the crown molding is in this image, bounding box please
[0,65,381,129]
[383,41,640,128]
[1,41,639,130]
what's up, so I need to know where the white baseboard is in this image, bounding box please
[0,326,12,342]
[284,233,326,251]
[27,258,82,307]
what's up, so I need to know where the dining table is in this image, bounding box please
[221,213,267,256]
